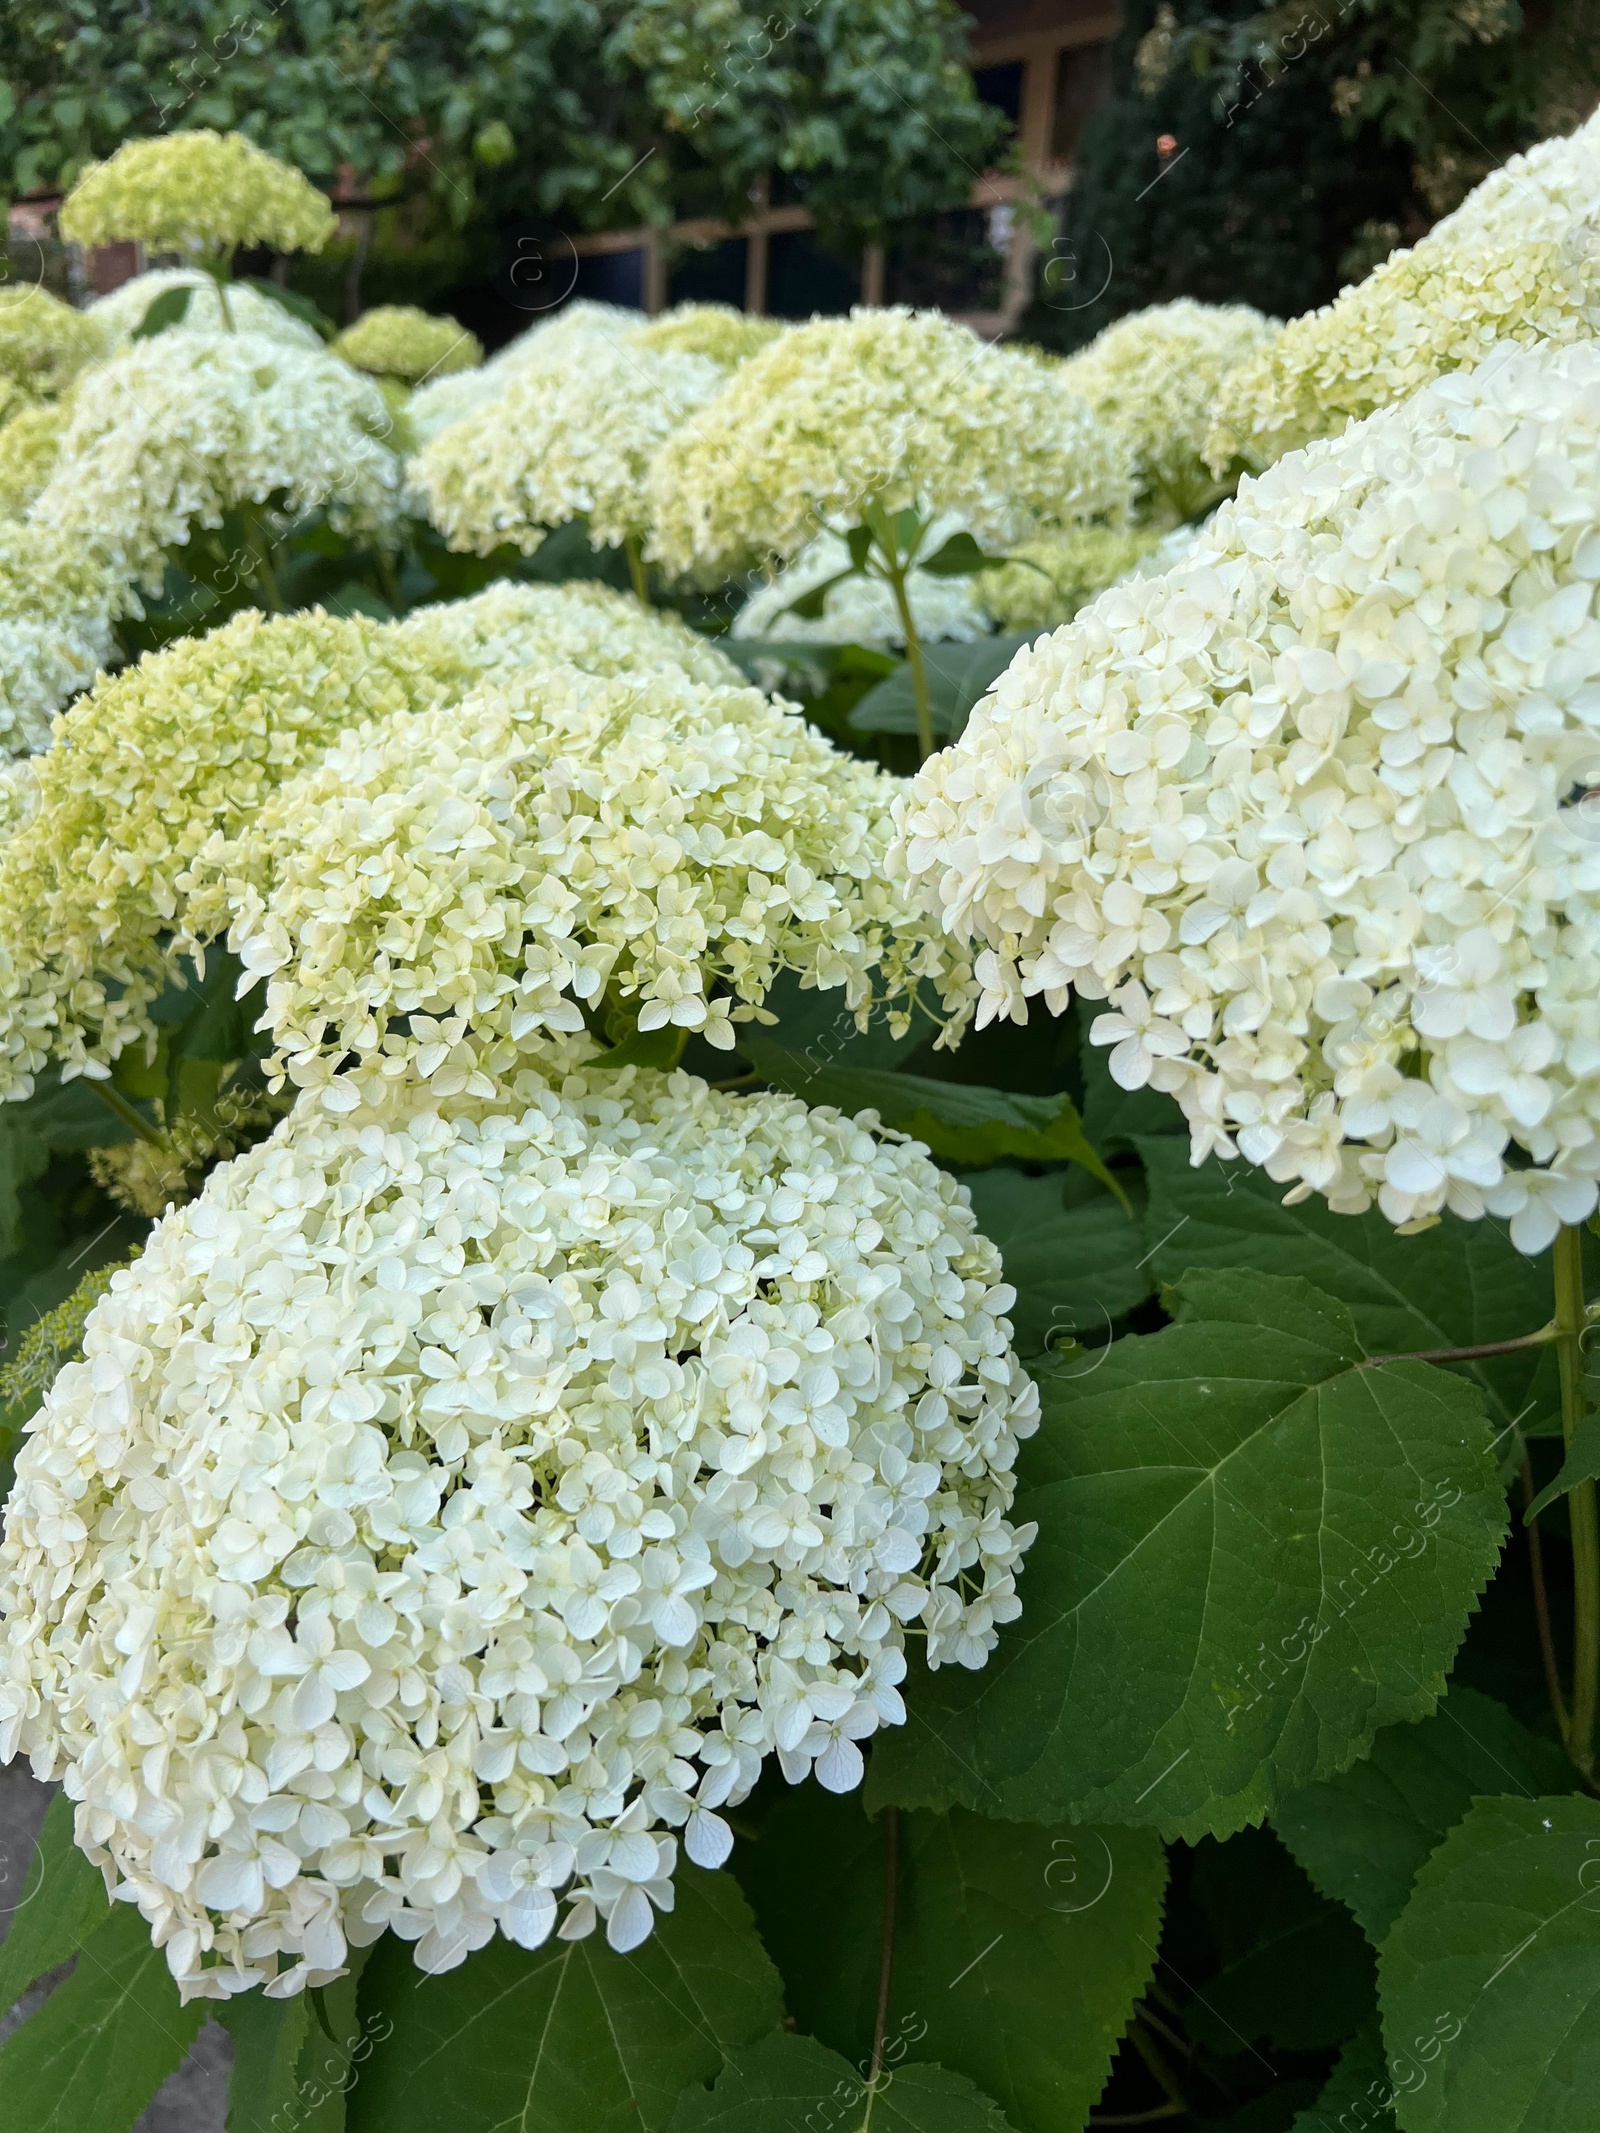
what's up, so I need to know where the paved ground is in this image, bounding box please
[0,1761,230,2131]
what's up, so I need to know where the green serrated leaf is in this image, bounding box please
[867,1270,1507,1840]
[1377,1794,1600,2132]
[961,1170,1151,1359]
[736,1785,1165,2133]
[349,1866,782,2133]
[918,532,1012,577]
[1274,1686,1573,1944]
[130,285,192,339]
[781,565,864,621]
[592,1023,691,1073]
[1139,1141,1579,1442]
[236,277,336,339]
[1292,2021,1397,2132]
[219,1992,311,2133]
[848,634,1036,742]
[666,2033,1019,2132]
[1524,1413,1600,1521]
[0,1791,113,2018]
[0,1899,205,2133]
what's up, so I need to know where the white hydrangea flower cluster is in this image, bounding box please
[190,660,972,1090]
[59,130,335,257]
[892,338,1600,1253]
[0,609,446,1100]
[1207,111,1600,472]
[650,306,1133,579]
[88,270,325,353]
[732,527,990,648]
[405,302,646,449]
[0,1058,1036,1993]
[408,337,726,556]
[0,520,127,753]
[1059,299,1280,519]
[0,399,72,518]
[31,329,403,588]
[392,579,743,690]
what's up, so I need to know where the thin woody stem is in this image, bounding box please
[1555,1223,1598,1778]
[624,535,651,607]
[1522,1452,1569,1742]
[85,1078,164,1148]
[868,1806,899,2087]
[1362,1327,1561,1367]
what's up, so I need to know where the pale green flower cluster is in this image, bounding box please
[392,579,744,691]
[0,520,126,753]
[1207,110,1600,470]
[194,661,972,1093]
[649,305,1133,578]
[89,269,324,352]
[0,399,72,518]
[409,336,727,555]
[59,130,336,257]
[980,526,1166,631]
[30,329,403,587]
[333,306,483,384]
[0,288,102,400]
[634,303,785,367]
[1059,299,1279,519]
[406,301,645,447]
[0,608,446,1098]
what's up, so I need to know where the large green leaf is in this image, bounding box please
[0,1791,113,2017]
[349,1866,782,2133]
[867,1271,1507,1840]
[1274,1686,1572,1944]
[666,2032,1018,2132]
[1377,1795,1600,2132]
[1292,2022,1397,2132]
[961,1170,1152,1359]
[219,1993,311,2133]
[737,1784,1165,2133]
[0,1899,205,2133]
[849,634,1038,742]
[1140,1141,1573,1441]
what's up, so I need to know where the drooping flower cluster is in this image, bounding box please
[30,329,403,586]
[59,130,336,257]
[409,337,727,555]
[333,307,483,384]
[1059,299,1280,519]
[893,338,1600,1252]
[0,609,447,1099]
[0,287,103,400]
[193,661,972,1091]
[0,1057,1036,1992]
[732,527,991,648]
[1207,111,1600,472]
[649,305,1132,579]
[89,270,325,353]
[0,521,126,752]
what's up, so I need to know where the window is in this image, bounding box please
[1052,40,1112,162]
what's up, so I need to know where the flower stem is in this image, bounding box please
[1555,1222,1598,1779]
[868,1806,899,2087]
[881,557,935,762]
[1522,1452,1569,1742]
[1362,1326,1561,1366]
[85,1078,164,1148]
[238,501,283,612]
[624,536,651,607]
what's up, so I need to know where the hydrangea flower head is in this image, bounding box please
[0,520,127,752]
[0,399,70,518]
[0,286,103,398]
[393,579,744,691]
[0,608,447,1098]
[404,300,646,448]
[980,526,1165,632]
[634,303,785,367]
[30,329,403,587]
[408,336,726,555]
[648,305,1132,579]
[893,338,1600,1252]
[59,130,336,256]
[89,269,325,353]
[1059,299,1279,519]
[0,1055,1036,1993]
[333,307,483,384]
[1207,112,1600,472]
[192,660,973,1092]
[732,525,991,649]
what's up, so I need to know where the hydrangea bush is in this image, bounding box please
[0,114,1596,2133]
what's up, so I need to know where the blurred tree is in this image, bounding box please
[1022,0,1597,351]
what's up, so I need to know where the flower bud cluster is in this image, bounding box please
[0,1059,1035,1993]
[193,660,972,1091]
[1207,111,1600,471]
[894,339,1600,1252]
[333,308,483,385]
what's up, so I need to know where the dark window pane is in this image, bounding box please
[572,249,645,308]
[1052,41,1111,161]
[767,229,859,318]
[973,59,1024,129]
[669,237,748,308]
[886,207,1006,313]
